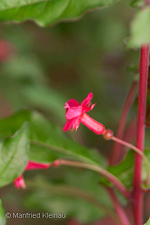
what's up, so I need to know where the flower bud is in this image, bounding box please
[103,129,113,140]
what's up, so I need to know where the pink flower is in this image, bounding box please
[25,161,50,170]
[14,175,26,189]
[14,161,51,189]
[63,92,105,135]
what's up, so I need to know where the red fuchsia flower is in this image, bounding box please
[14,161,51,189]
[63,92,105,135]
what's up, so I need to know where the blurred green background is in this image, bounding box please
[0,1,147,224]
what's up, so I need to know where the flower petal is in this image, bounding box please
[26,161,50,170]
[65,99,79,108]
[83,103,96,113]
[63,120,74,131]
[14,175,26,189]
[72,117,81,131]
[65,107,82,120]
[63,117,81,132]
[81,92,93,108]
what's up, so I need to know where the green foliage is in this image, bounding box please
[24,170,112,223]
[143,149,150,182]
[129,7,150,47]
[0,0,120,26]
[1,110,150,190]
[0,56,65,122]
[0,200,6,225]
[144,218,150,225]
[0,124,29,187]
[100,151,134,188]
[100,149,150,188]
[130,0,144,8]
[0,111,106,167]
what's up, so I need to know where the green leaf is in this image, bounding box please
[144,218,150,225]
[0,111,106,167]
[0,123,29,187]
[24,170,113,223]
[129,7,150,47]
[130,0,144,8]
[0,0,119,26]
[100,151,135,188]
[143,149,150,182]
[0,200,6,225]
[0,0,47,10]
[100,148,150,188]
[29,114,106,165]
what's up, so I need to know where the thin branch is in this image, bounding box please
[106,187,131,225]
[110,81,138,165]
[30,140,130,198]
[61,159,130,198]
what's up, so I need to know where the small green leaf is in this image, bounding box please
[0,123,29,187]
[144,218,150,225]
[0,0,120,26]
[0,200,6,225]
[129,7,150,47]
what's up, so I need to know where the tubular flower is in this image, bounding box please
[14,161,51,189]
[63,92,105,135]
[14,175,26,189]
[25,161,50,170]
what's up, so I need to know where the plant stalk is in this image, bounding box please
[133,45,149,225]
[106,187,131,225]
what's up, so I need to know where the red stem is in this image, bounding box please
[132,45,149,225]
[110,81,138,164]
[106,187,131,225]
